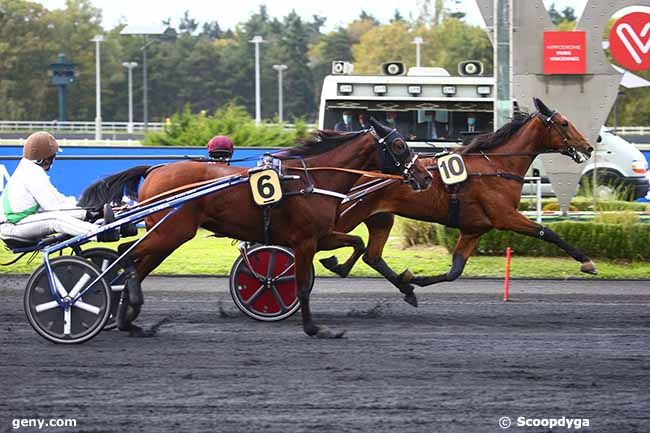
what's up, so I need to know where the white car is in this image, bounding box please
[524,127,649,199]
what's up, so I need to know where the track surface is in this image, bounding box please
[1,276,649,433]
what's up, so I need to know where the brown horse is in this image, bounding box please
[319,98,596,306]
[80,118,432,338]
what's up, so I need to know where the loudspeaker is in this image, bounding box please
[458,60,484,76]
[381,61,406,76]
[332,61,353,75]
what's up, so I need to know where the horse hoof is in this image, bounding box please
[403,293,418,308]
[580,261,597,275]
[319,256,339,272]
[315,326,346,339]
[398,268,414,283]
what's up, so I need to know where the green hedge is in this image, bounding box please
[399,219,650,260]
[143,103,311,147]
[518,197,650,212]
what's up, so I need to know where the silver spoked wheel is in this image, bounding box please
[229,245,313,322]
[24,256,111,344]
[80,248,140,330]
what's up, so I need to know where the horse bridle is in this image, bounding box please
[369,127,420,183]
[535,110,586,162]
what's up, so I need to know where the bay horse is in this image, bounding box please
[319,98,595,306]
[80,118,432,338]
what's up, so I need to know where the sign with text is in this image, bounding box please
[609,11,650,71]
[543,31,586,74]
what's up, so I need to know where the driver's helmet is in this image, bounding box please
[23,131,60,163]
[207,135,234,160]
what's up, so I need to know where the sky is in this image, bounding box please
[34,0,591,32]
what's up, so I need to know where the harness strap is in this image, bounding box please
[115,173,245,211]
[285,166,404,180]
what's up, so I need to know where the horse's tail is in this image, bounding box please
[78,165,152,208]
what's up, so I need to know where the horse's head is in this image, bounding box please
[367,117,432,190]
[533,97,594,163]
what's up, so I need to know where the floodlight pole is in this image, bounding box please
[122,62,138,133]
[272,64,288,123]
[92,35,103,140]
[412,37,424,67]
[141,37,156,132]
[250,36,265,125]
[494,0,513,129]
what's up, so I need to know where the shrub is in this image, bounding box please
[400,219,650,260]
[143,103,311,147]
[518,197,649,212]
[399,219,438,247]
[593,212,640,226]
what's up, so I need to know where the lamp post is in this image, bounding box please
[412,37,424,67]
[272,64,288,123]
[250,35,265,125]
[91,35,103,140]
[121,25,177,132]
[122,62,138,133]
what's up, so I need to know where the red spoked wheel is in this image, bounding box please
[229,245,313,321]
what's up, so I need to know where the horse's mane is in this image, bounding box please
[460,112,531,155]
[276,130,367,159]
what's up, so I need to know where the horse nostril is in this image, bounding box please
[588,146,594,153]
[424,175,433,185]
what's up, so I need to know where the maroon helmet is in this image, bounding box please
[207,135,234,159]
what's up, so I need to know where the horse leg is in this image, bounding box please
[115,224,198,331]
[497,211,596,274]
[407,233,482,287]
[295,240,345,339]
[317,231,366,277]
[353,213,419,307]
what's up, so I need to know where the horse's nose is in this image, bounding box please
[423,174,433,188]
[587,146,594,153]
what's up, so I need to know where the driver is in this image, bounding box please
[207,135,234,164]
[0,132,105,242]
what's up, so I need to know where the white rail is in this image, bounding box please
[607,126,650,135]
[521,176,543,223]
[0,120,164,133]
[0,120,314,133]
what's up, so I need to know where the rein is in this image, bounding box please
[114,173,244,212]
[285,166,403,180]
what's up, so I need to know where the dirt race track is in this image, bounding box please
[1,276,649,433]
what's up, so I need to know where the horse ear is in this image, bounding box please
[368,116,391,136]
[533,97,552,116]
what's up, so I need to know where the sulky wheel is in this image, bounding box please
[80,248,141,330]
[229,245,313,322]
[24,256,111,344]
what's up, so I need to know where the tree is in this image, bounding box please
[200,21,222,40]
[310,27,352,101]
[179,10,198,34]
[390,10,405,23]
[548,3,562,25]
[561,6,576,22]
[359,10,379,25]
[272,11,315,120]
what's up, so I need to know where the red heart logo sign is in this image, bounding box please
[609,11,650,71]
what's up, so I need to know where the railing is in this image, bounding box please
[0,120,164,133]
[0,120,314,133]
[607,126,650,135]
[522,176,543,223]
